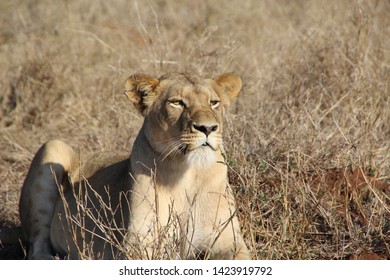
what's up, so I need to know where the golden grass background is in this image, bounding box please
[0,0,389,259]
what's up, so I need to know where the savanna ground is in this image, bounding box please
[0,0,389,260]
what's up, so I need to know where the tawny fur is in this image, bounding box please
[15,72,250,260]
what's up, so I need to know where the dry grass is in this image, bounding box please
[0,0,389,259]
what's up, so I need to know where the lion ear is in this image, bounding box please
[124,74,159,116]
[214,73,242,99]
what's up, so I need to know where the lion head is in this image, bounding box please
[124,72,241,166]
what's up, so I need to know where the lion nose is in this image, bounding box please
[193,124,218,136]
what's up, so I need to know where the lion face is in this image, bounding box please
[124,72,241,166]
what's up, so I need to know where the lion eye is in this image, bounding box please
[169,99,186,108]
[210,100,220,109]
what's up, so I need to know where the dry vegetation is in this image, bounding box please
[0,0,389,259]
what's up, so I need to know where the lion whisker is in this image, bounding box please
[159,139,185,161]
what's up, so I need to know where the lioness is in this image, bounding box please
[15,72,250,259]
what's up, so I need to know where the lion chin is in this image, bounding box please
[185,145,219,167]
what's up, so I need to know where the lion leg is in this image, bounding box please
[230,230,251,260]
[218,217,251,260]
[19,140,78,259]
[199,190,251,260]
[208,217,251,260]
